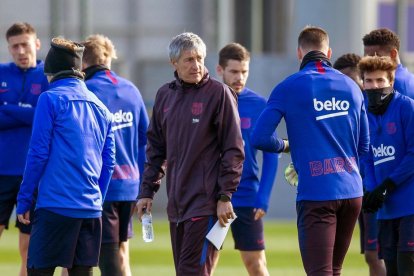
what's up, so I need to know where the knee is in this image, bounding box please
[364,251,380,265]
[244,256,268,276]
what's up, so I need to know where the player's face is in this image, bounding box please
[363,70,392,90]
[8,33,40,70]
[340,67,363,90]
[217,59,249,93]
[172,49,205,84]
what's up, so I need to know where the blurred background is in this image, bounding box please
[1,0,413,219]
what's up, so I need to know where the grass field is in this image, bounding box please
[0,219,368,275]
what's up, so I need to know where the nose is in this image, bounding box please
[16,45,25,54]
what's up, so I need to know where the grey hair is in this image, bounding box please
[168,32,206,62]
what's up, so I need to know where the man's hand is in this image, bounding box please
[17,211,30,225]
[217,201,235,227]
[284,162,298,186]
[363,178,395,213]
[253,208,266,220]
[282,139,290,153]
[136,198,153,221]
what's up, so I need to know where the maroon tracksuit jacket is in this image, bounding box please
[138,70,245,223]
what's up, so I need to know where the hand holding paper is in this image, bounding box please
[206,216,237,250]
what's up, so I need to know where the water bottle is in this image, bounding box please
[142,212,154,242]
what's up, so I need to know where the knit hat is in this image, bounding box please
[44,37,84,75]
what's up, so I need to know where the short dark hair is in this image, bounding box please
[362,28,400,51]
[358,55,397,83]
[333,53,361,71]
[218,43,250,68]
[298,26,329,50]
[6,22,36,40]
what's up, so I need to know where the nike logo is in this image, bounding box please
[381,94,389,100]
[367,239,377,244]
[407,241,414,247]
[191,217,204,222]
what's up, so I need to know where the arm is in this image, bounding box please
[387,101,414,186]
[358,100,370,156]
[137,98,166,200]
[0,109,29,129]
[215,87,245,200]
[0,104,36,125]
[16,95,53,215]
[254,151,278,213]
[251,107,285,153]
[137,101,149,183]
[98,123,116,200]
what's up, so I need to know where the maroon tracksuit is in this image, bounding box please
[139,69,244,275]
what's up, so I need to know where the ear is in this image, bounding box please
[216,65,224,78]
[170,59,177,70]
[297,47,303,60]
[327,48,332,59]
[390,48,398,60]
[35,38,41,51]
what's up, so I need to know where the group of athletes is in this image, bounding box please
[0,21,413,276]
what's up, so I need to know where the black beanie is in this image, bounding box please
[44,37,84,75]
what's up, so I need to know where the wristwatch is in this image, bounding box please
[218,194,230,202]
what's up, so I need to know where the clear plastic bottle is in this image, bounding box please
[141,212,154,242]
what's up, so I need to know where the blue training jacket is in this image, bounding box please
[363,92,414,219]
[232,88,278,212]
[85,68,149,201]
[0,61,49,175]
[251,60,370,201]
[394,64,414,100]
[17,77,116,218]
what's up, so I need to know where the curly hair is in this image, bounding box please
[333,53,361,71]
[358,55,397,83]
[362,28,400,51]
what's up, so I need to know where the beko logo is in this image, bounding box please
[313,97,349,120]
[372,144,395,165]
[112,109,133,131]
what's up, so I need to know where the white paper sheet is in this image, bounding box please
[206,216,237,250]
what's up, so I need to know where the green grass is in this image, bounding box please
[0,219,368,275]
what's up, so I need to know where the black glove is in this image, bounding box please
[363,178,396,213]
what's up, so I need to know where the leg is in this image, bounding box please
[27,267,55,276]
[296,200,337,276]
[67,266,93,276]
[19,232,30,276]
[398,252,414,276]
[0,225,5,237]
[175,216,218,275]
[332,197,362,275]
[378,219,398,276]
[231,207,268,276]
[397,215,414,276]
[361,212,385,276]
[364,250,386,276]
[99,242,122,276]
[240,250,269,276]
[119,241,132,276]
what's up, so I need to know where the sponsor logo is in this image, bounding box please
[386,122,397,134]
[30,84,42,95]
[372,144,395,165]
[18,102,32,108]
[112,109,134,131]
[191,102,203,115]
[313,97,349,120]
[309,156,357,176]
[240,117,251,129]
[111,164,139,180]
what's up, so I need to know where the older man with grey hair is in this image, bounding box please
[136,32,245,275]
